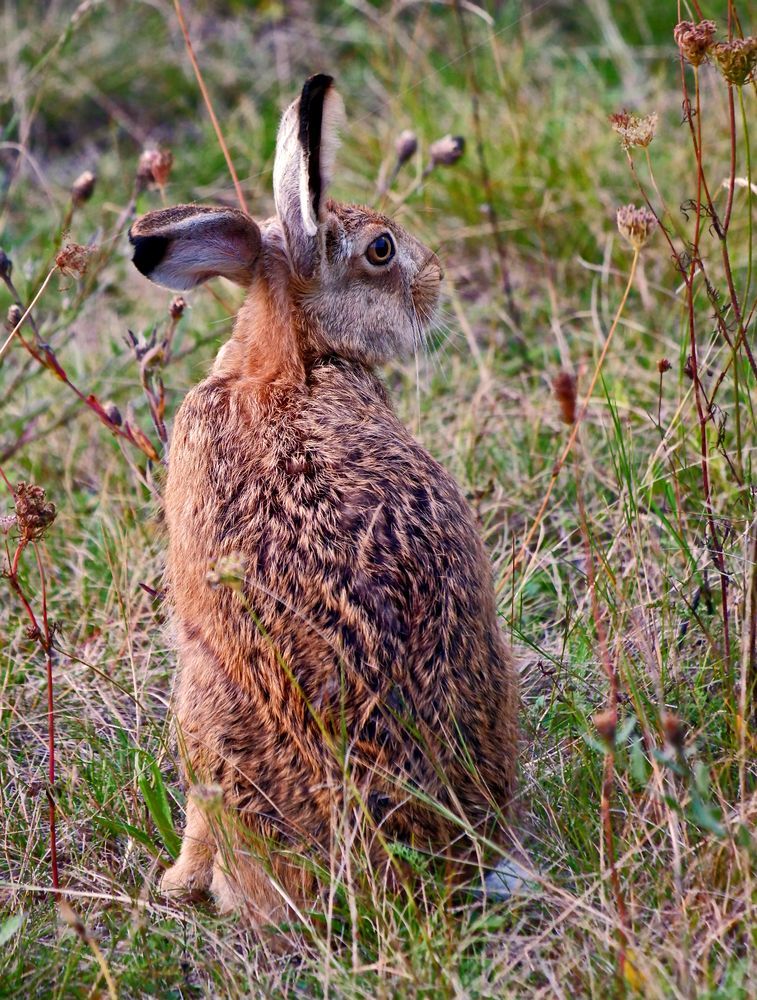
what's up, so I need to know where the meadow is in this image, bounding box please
[1,1,755,996]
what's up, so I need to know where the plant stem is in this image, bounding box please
[500,249,639,589]
[738,85,753,311]
[172,0,248,214]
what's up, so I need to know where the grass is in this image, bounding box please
[1,1,755,996]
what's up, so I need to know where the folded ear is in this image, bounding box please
[273,74,344,277]
[128,205,261,290]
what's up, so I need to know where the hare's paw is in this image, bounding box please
[160,857,212,900]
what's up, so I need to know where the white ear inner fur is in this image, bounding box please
[273,86,345,239]
[273,104,300,226]
[298,159,318,237]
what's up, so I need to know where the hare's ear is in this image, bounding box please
[128,205,261,290]
[273,74,344,277]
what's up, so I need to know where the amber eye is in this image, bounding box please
[365,233,395,266]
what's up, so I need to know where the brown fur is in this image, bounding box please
[130,76,518,932]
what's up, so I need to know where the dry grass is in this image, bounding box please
[1,1,755,997]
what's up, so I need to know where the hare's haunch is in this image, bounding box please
[129,75,518,932]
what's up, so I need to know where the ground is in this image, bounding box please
[0,1,755,997]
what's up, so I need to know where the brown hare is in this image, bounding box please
[129,75,518,930]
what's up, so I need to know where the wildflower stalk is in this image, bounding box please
[452,0,519,327]
[0,253,161,462]
[172,0,248,214]
[573,443,630,988]
[0,266,56,363]
[685,63,732,666]
[723,83,737,234]
[741,522,757,804]
[0,467,59,894]
[737,85,753,307]
[59,901,118,1000]
[723,74,744,477]
[500,249,640,588]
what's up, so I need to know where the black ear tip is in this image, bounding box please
[302,74,334,100]
[130,234,169,277]
[299,74,335,146]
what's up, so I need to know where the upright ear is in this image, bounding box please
[273,74,344,277]
[128,205,261,290]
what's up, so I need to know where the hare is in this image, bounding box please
[129,75,518,930]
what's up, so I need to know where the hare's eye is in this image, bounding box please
[365,233,395,266]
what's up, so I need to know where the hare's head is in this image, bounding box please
[129,75,442,368]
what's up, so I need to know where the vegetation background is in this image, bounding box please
[1,0,755,996]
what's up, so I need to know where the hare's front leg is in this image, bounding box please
[161,642,220,899]
[161,797,214,899]
[209,821,311,937]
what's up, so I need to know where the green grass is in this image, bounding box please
[1,1,756,997]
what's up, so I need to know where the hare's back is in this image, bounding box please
[165,361,514,826]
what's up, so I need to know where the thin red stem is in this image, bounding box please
[1,470,59,893]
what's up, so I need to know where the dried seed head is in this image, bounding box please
[0,248,12,281]
[58,899,88,940]
[102,401,122,426]
[674,20,717,67]
[657,357,672,374]
[395,130,418,166]
[710,38,757,86]
[55,242,93,278]
[429,134,465,168]
[593,709,618,745]
[6,304,22,332]
[662,711,686,750]
[0,514,16,535]
[14,482,56,542]
[189,783,223,814]
[206,552,247,590]
[169,295,186,320]
[552,371,577,425]
[616,204,658,251]
[70,169,96,206]
[609,111,658,151]
[136,148,173,191]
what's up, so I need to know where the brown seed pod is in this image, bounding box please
[552,371,577,425]
[593,709,618,745]
[71,170,97,206]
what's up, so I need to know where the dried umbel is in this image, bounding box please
[710,38,757,86]
[189,783,223,815]
[674,20,717,67]
[616,204,657,251]
[609,111,657,151]
[55,242,93,278]
[395,129,418,166]
[13,482,57,542]
[206,552,247,589]
[657,357,672,374]
[552,371,577,425]
[71,170,96,206]
[428,134,465,168]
